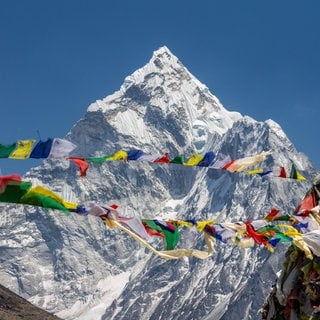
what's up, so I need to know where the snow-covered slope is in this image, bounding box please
[0,46,316,320]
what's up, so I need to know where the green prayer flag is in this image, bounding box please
[0,143,17,158]
[86,156,110,164]
[170,155,185,164]
[20,193,70,214]
[0,182,31,203]
[290,164,298,179]
[143,219,180,250]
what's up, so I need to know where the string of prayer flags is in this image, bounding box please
[75,149,274,178]
[70,148,306,182]
[0,138,77,160]
[255,164,306,181]
[1,174,319,260]
[0,138,307,181]
[277,164,307,181]
[0,174,77,213]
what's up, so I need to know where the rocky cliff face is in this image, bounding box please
[0,46,316,319]
[0,284,61,320]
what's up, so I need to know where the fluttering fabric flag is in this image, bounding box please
[170,155,185,164]
[127,149,145,161]
[137,152,162,162]
[246,168,264,175]
[197,151,215,167]
[68,157,89,177]
[210,154,232,169]
[86,155,110,164]
[290,164,307,181]
[0,174,22,193]
[118,216,150,240]
[0,143,17,158]
[19,185,77,213]
[224,150,272,173]
[258,170,274,178]
[106,150,128,161]
[154,152,170,163]
[30,139,53,159]
[184,153,204,166]
[0,181,32,203]
[302,230,320,257]
[0,177,76,213]
[48,138,77,159]
[142,219,179,250]
[9,139,36,159]
[278,166,287,178]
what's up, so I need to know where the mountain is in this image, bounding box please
[0,46,317,319]
[0,284,62,320]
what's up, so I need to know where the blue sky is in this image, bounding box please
[1,0,319,175]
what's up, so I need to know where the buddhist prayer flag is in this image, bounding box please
[184,153,204,166]
[0,181,32,203]
[136,152,161,162]
[170,155,185,164]
[9,139,36,159]
[30,139,53,159]
[106,150,128,161]
[210,154,232,169]
[154,152,170,163]
[68,157,89,177]
[0,174,22,193]
[142,219,179,250]
[0,143,17,158]
[290,164,306,181]
[224,151,272,173]
[197,151,215,167]
[86,155,110,164]
[127,149,144,161]
[118,216,150,240]
[48,138,77,159]
[278,166,287,178]
[246,168,264,175]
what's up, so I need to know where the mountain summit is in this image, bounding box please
[0,47,316,319]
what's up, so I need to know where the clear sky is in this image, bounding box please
[1,0,319,175]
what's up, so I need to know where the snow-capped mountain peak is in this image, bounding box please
[87,46,242,154]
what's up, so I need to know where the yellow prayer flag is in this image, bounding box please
[184,154,204,166]
[9,139,36,159]
[246,168,264,175]
[296,171,307,181]
[196,219,215,231]
[107,150,128,161]
[25,186,77,210]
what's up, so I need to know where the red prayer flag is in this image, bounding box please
[68,157,89,177]
[278,166,287,178]
[246,223,269,246]
[222,160,236,170]
[154,152,170,163]
[264,208,281,221]
[295,190,317,214]
[0,174,22,193]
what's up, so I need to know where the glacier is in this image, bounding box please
[0,46,317,319]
